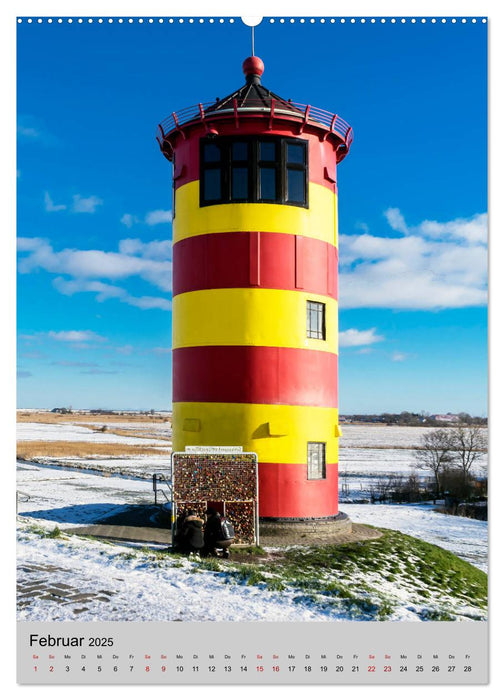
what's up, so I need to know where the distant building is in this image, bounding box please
[433,414,460,423]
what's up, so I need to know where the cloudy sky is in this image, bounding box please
[16,16,487,413]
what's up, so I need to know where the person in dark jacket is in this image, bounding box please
[203,507,234,558]
[179,510,204,555]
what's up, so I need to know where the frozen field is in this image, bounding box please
[17,421,171,446]
[339,425,487,501]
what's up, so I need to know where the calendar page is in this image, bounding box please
[15,5,488,686]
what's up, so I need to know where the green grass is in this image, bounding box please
[187,528,487,621]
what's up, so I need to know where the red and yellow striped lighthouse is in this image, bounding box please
[157,56,353,519]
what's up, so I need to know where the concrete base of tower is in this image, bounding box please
[259,511,360,546]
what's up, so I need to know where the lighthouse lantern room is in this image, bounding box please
[157,55,353,520]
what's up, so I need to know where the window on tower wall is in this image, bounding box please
[200,136,308,207]
[307,442,326,480]
[306,300,326,340]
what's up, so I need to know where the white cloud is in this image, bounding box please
[416,213,487,244]
[339,328,385,347]
[17,116,58,146]
[120,210,173,228]
[118,238,172,261]
[152,347,171,355]
[392,352,409,362]
[52,277,171,311]
[18,238,172,293]
[53,277,126,302]
[44,191,66,212]
[72,194,103,213]
[384,207,408,235]
[121,214,138,228]
[339,210,487,310]
[145,209,173,226]
[48,330,108,343]
[17,237,48,252]
[114,345,134,356]
[125,295,171,310]
[52,361,99,367]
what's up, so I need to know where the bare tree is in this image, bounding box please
[414,429,454,501]
[450,425,487,485]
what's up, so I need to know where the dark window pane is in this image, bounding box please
[287,142,305,164]
[232,142,248,161]
[203,143,221,162]
[259,167,277,200]
[203,169,221,201]
[287,168,305,203]
[232,167,248,199]
[259,141,276,162]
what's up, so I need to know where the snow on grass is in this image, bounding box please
[26,454,172,476]
[342,503,487,573]
[17,524,345,622]
[17,422,170,446]
[16,522,486,623]
[17,462,154,527]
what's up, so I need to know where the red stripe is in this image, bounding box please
[173,346,338,406]
[258,462,338,518]
[173,231,338,298]
[171,123,338,192]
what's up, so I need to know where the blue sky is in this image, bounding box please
[16,16,487,414]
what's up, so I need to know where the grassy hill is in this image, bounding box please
[174,527,487,621]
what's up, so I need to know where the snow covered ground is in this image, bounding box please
[17,421,171,446]
[17,461,154,527]
[343,503,487,573]
[16,421,488,622]
[339,425,487,501]
[17,525,353,623]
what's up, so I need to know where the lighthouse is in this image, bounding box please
[157,56,353,520]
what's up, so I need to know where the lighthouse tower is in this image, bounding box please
[157,56,353,520]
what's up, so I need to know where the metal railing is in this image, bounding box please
[152,473,172,505]
[157,98,353,149]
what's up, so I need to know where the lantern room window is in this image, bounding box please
[307,442,326,480]
[200,136,308,207]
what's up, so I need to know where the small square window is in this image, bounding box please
[306,301,325,340]
[308,442,326,480]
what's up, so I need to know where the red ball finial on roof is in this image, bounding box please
[243,56,264,77]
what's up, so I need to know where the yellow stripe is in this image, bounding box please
[173,402,339,463]
[173,288,338,353]
[173,180,338,246]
